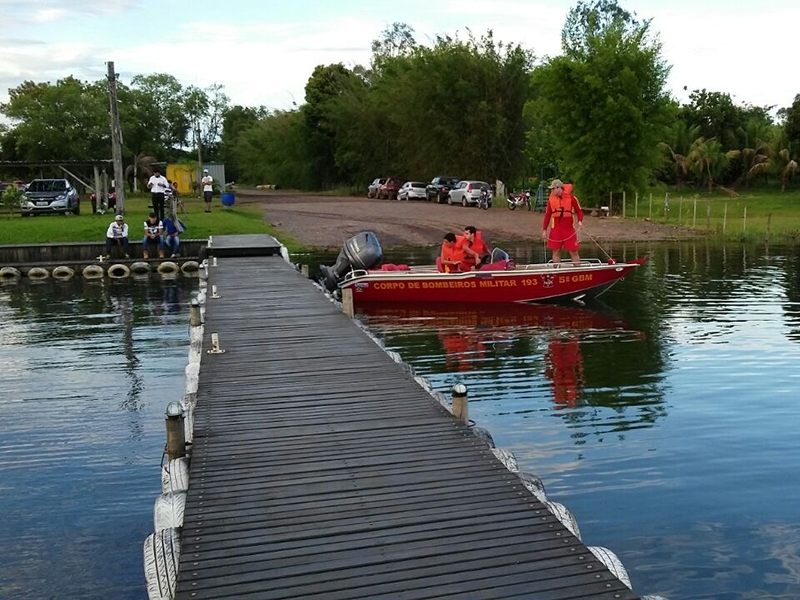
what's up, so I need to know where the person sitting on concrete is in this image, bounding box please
[162,212,185,258]
[104,214,130,259]
[142,212,164,259]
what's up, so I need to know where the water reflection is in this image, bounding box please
[355,301,663,430]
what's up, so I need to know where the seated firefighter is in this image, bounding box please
[142,212,164,259]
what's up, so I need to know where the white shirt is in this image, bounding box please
[148,174,169,193]
[202,174,213,192]
[143,219,164,236]
[106,221,129,238]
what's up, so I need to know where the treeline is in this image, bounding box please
[1,0,799,205]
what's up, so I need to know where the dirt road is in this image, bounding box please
[239,190,697,250]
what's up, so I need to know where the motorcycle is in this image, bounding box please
[477,187,492,210]
[506,190,530,211]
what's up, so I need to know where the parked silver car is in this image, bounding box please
[397,181,428,201]
[447,180,491,207]
[367,178,387,199]
[20,179,80,216]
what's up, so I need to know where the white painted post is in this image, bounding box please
[451,384,469,424]
[165,401,186,461]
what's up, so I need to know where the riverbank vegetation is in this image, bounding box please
[0,1,798,220]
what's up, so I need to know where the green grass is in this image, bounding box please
[0,193,306,252]
[616,188,800,243]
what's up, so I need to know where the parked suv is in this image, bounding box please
[426,176,460,204]
[20,179,80,216]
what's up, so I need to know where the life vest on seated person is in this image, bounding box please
[440,240,465,273]
[461,231,489,270]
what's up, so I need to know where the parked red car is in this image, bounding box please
[379,177,404,200]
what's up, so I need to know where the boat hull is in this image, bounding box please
[339,257,646,304]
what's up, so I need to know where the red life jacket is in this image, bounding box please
[548,183,581,228]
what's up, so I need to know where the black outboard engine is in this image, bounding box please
[320,231,383,292]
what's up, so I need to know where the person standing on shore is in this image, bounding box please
[541,179,584,267]
[201,169,214,212]
[147,169,169,222]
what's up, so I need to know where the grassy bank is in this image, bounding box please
[0,193,305,252]
[613,188,800,243]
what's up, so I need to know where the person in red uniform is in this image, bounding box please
[541,179,584,267]
[460,226,490,270]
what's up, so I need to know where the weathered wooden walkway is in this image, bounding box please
[176,236,639,599]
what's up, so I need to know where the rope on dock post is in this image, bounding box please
[341,287,354,317]
[451,383,469,424]
[165,401,186,462]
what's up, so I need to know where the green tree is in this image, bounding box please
[780,93,800,156]
[220,105,269,182]
[0,77,109,160]
[129,73,189,157]
[658,118,699,189]
[533,0,672,206]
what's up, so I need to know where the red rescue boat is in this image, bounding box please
[339,258,645,304]
[321,231,647,305]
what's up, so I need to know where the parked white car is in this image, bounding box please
[397,181,427,201]
[447,180,491,207]
[367,177,387,199]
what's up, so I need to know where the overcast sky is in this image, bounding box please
[1,0,798,114]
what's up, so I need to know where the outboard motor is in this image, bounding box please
[320,231,383,292]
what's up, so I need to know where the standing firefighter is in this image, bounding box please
[541,179,584,267]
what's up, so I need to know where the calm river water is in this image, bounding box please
[0,275,195,600]
[2,242,799,600]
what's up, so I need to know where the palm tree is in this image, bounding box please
[659,122,699,190]
[686,137,739,192]
[124,152,157,192]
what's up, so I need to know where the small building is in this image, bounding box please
[166,163,226,195]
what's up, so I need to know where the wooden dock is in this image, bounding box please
[176,235,639,599]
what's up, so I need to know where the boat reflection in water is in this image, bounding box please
[356,302,643,409]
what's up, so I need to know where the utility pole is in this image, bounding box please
[195,120,203,190]
[107,61,126,214]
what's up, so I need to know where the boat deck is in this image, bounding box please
[175,249,639,599]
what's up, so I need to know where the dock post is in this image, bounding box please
[301,264,309,278]
[342,288,354,317]
[190,298,202,327]
[165,401,186,461]
[451,384,469,424]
